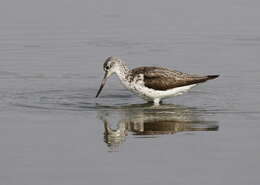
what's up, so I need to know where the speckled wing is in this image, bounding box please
[130,67,219,91]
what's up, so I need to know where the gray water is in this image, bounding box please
[1,0,260,184]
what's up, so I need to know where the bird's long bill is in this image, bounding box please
[96,72,108,98]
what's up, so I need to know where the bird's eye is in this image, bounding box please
[105,66,110,70]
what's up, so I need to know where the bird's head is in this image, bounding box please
[96,56,123,98]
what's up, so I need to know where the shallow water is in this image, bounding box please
[1,0,260,185]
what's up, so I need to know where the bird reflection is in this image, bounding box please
[97,103,218,151]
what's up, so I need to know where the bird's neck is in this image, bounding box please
[115,63,130,82]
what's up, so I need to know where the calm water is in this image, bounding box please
[0,0,260,185]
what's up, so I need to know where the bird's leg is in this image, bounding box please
[153,98,161,106]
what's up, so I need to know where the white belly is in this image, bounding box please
[118,75,196,103]
[132,83,197,101]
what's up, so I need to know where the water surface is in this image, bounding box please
[0,0,260,185]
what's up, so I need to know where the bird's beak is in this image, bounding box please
[96,71,109,98]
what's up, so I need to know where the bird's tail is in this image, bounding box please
[206,75,219,80]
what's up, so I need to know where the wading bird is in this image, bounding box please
[96,57,219,105]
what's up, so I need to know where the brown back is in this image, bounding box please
[130,67,218,90]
